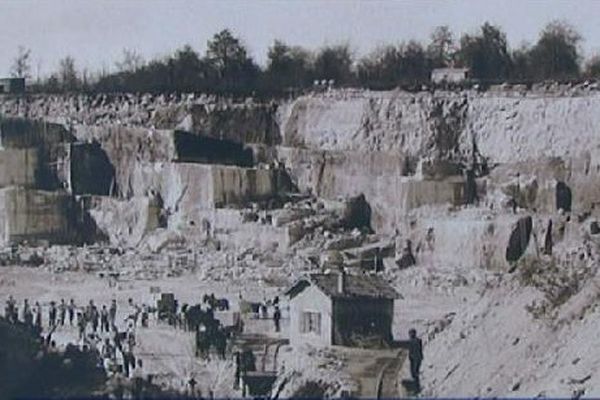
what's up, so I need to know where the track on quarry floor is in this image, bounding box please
[376,351,406,399]
[231,331,289,372]
[343,347,406,399]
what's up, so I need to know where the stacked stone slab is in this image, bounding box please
[0,117,80,245]
[0,187,77,245]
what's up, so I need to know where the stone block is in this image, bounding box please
[0,187,77,245]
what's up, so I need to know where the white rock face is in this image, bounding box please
[279,91,600,164]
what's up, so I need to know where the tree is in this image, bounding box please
[44,74,60,93]
[58,56,79,91]
[529,20,581,80]
[115,48,145,73]
[171,45,207,91]
[266,40,311,91]
[584,55,600,78]
[427,25,454,68]
[457,22,511,81]
[510,44,533,81]
[400,41,430,85]
[313,44,354,85]
[205,29,258,93]
[10,46,32,79]
[206,29,249,78]
[358,41,430,89]
[358,45,403,89]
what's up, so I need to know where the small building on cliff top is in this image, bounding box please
[286,272,400,347]
[431,68,470,84]
[0,78,25,94]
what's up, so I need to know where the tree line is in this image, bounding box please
[10,21,600,96]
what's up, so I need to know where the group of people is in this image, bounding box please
[4,291,289,397]
[4,294,153,332]
[5,295,79,333]
[241,295,283,333]
[3,294,160,398]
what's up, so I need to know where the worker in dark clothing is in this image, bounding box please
[89,300,99,332]
[215,329,227,360]
[188,377,197,398]
[101,305,110,333]
[59,299,66,326]
[544,219,553,255]
[49,301,57,327]
[23,299,33,326]
[68,299,76,326]
[34,302,42,328]
[141,305,149,328]
[77,312,86,340]
[408,328,424,387]
[109,299,117,328]
[397,240,416,269]
[273,306,281,332]
[6,295,16,323]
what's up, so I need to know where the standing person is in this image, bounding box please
[34,302,42,328]
[59,299,67,326]
[127,298,140,327]
[23,300,33,326]
[89,300,99,333]
[101,305,110,333]
[77,312,86,340]
[109,299,117,328]
[273,306,281,333]
[101,337,115,361]
[188,377,197,398]
[22,299,31,323]
[6,295,16,323]
[48,301,57,328]
[68,299,76,326]
[407,328,424,387]
[141,305,149,328]
[260,301,268,319]
[122,338,135,378]
[101,337,116,376]
[215,329,227,360]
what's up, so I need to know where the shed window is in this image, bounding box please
[300,311,321,334]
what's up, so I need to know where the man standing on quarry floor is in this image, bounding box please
[408,328,424,387]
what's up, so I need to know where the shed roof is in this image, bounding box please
[431,67,470,73]
[286,273,401,300]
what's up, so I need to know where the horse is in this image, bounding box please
[185,304,207,332]
[214,298,229,311]
[202,294,230,311]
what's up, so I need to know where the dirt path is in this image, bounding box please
[338,347,406,398]
[377,351,407,398]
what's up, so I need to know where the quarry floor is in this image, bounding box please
[9,256,596,398]
[0,265,436,397]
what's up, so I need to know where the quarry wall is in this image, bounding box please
[2,90,600,251]
[128,162,279,229]
[276,90,600,231]
[0,94,281,145]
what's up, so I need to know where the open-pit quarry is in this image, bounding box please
[2,85,600,398]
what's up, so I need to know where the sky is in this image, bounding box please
[1,0,600,78]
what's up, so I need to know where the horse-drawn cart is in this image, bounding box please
[156,293,178,325]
